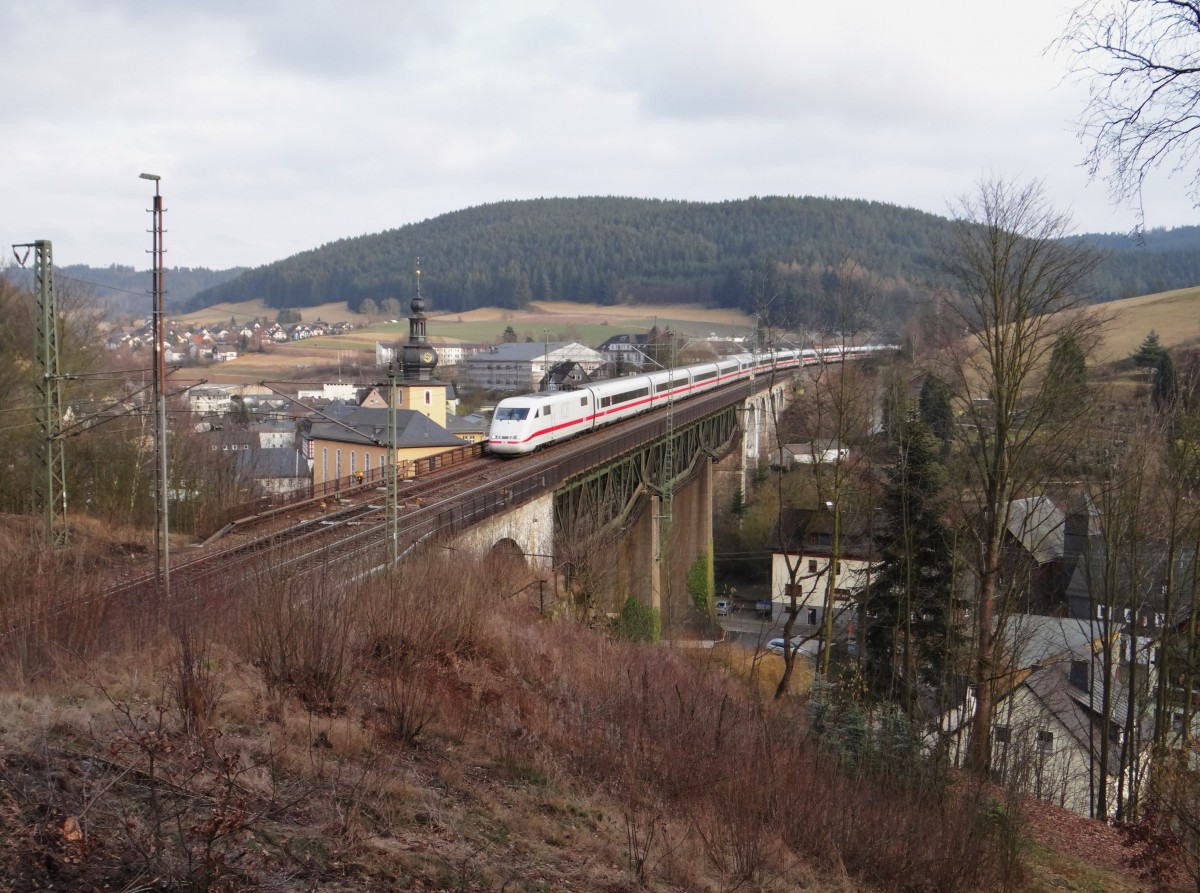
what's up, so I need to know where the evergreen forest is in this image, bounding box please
[184,196,1200,333]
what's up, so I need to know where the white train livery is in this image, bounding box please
[487,345,889,456]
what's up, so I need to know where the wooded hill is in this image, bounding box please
[185,196,1200,335]
[2,263,245,319]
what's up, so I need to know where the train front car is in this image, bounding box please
[487,397,544,455]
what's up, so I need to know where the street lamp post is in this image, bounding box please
[140,173,169,604]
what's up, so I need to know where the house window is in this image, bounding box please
[993,725,1011,744]
[808,560,818,574]
[350,452,356,475]
[424,390,432,405]
[322,448,328,482]
[336,449,342,480]
[1036,730,1054,754]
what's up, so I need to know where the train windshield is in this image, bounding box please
[494,406,530,421]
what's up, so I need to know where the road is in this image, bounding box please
[716,603,855,658]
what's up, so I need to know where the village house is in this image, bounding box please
[463,341,606,392]
[769,439,850,469]
[939,614,1146,818]
[186,385,233,416]
[303,406,469,487]
[767,506,876,627]
[597,332,657,370]
[234,447,310,498]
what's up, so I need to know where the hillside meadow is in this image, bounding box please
[180,285,1200,385]
[178,300,759,383]
[1089,284,1200,364]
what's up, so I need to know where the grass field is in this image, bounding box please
[1090,284,1200,365]
[182,300,759,383]
[179,286,1200,383]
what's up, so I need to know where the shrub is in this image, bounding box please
[686,549,714,614]
[239,559,360,714]
[615,596,660,642]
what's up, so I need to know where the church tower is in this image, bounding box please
[394,259,448,427]
[401,259,438,382]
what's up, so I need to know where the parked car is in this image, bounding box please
[715,598,735,616]
[766,638,799,655]
[755,599,774,617]
[767,638,820,659]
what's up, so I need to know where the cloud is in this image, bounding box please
[0,0,1193,269]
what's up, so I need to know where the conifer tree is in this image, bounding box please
[1049,331,1088,392]
[1153,350,1177,411]
[730,485,747,520]
[867,412,957,715]
[918,376,954,446]
[1133,330,1168,367]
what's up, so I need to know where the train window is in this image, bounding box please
[580,396,588,406]
[495,407,529,421]
[694,370,716,382]
[612,386,649,404]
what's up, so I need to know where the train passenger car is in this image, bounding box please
[688,361,722,396]
[487,390,596,455]
[713,356,743,387]
[648,367,694,410]
[486,344,894,456]
[587,373,657,427]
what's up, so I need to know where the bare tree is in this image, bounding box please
[1060,0,1200,219]
[938,178,1105,776]
[1081,412,1164,820]
[758,268,882,691]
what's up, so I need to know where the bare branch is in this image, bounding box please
[1059,0,1200,217]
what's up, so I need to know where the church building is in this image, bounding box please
[304,264,485,487]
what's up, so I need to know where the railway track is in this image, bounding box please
[4,378,757,643]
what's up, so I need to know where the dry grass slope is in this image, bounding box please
[1092,284,1200,365]
[0,527,1161,892]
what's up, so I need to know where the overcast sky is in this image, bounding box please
[2,0,1195,272]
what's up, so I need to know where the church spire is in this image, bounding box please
[402,257,438,380]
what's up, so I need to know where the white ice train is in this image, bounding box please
[487,344,892,456]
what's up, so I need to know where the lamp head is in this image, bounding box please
[139,173,161,181]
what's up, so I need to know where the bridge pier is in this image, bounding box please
[448,370,803,627]
[641,459,715,628]
[739,377,794,494]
